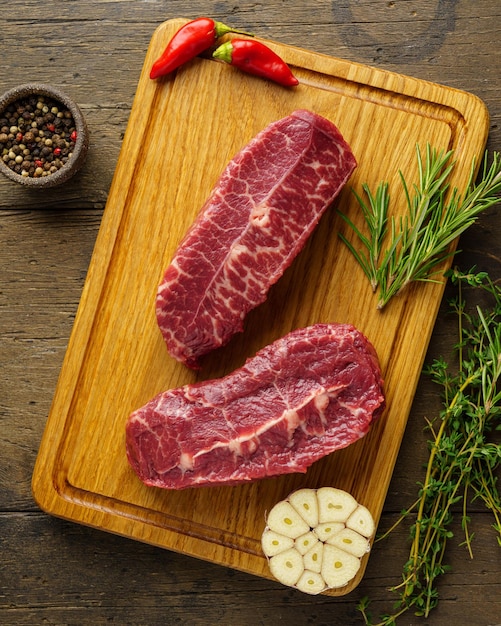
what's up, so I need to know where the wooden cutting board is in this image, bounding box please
[32,19,489,595]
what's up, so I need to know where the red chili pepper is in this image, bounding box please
[150,17,252,80]
[212,39,298,87]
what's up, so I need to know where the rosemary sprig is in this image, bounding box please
[358,267,501,625]
[339,146,501,309]
[341,182,390,291]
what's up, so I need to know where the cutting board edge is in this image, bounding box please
[31,470,369,596]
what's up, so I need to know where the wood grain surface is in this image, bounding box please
[2,2,500,625]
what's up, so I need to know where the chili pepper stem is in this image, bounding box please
[212,41,233,64]
[213,21,254,39]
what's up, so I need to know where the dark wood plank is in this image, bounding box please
[1,511,500,625]
[1,1,500,209]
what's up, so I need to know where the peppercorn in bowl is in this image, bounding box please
[0,83,89,189]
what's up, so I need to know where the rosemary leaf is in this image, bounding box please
[340,146,501,309]
[338,181,390,290]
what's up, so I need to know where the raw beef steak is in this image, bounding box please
[156,110,357,368]
[126,323,385,490]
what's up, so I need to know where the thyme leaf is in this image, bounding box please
[340,146,501,309]
[358,268,501,625]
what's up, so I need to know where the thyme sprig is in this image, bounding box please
[339,146,501,309]
[358,268,501,625]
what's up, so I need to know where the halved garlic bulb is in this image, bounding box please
[262,487,374,595]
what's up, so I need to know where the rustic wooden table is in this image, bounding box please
[1,2,500,625]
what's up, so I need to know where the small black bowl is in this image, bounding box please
[0,83,89,189]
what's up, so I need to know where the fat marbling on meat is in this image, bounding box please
[155,110,357,368]
[126,323,385,490]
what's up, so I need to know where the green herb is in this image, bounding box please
[339,146,501,309]
[358,267,501,625]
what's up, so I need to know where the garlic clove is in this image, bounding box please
[313,521,344,542]
[269,547,304,587]
[295,570,326,595]
[294,531,319,556]
[321,544,361,589]
[346,504,375,538]
[261,529,295,557]
[288,488,319,528]
[317,487,358,523]
[266,500,310,538]
[303,541,324,573]
[326,527,370,558]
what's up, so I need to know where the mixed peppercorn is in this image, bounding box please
[0,94,77,179]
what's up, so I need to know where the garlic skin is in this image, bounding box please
[262,488,374,595]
